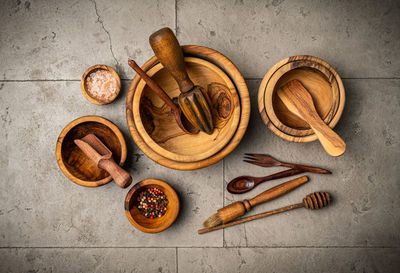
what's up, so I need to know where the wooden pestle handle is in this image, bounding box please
[128,59,179,112]
[149,27,194,93]
[248,176,309,208]
[98,158,132,188]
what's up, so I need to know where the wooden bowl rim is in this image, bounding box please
[258,55,345,142]
[126,45,250,170]
[133,56,241,162]
[80,64,121,105]
[55,115,127,187]
[124,179,180,233]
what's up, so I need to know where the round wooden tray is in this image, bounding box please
[133,57,240,162]
[56,115,127,187]
[258,55,345,142]
[126,45,250,170]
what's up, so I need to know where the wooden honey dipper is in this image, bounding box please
[198,192,331,234]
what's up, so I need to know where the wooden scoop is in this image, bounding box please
[277,80,346,156]
[128,59,199,135]
[149,27,214,135]
[74,134,132,188]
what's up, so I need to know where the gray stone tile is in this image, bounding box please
[0,0,175,80]
[222,79,400,246]
[0,81,222,247]
[0,248,176,273]
[178,248,400,273]
[177,0,400,78]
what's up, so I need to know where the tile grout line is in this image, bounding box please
[174,0,178,35]
[176,247,178,273]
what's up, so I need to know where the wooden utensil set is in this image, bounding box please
[56,27,344,234]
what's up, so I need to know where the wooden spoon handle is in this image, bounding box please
[98,158,132,188]
[249,176,308,207]
[149,27,194,93]
[128,59,179,112]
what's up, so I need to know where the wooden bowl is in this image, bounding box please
[56,116,127,187]
[258,55,345,142]
[126,45,251,170]
[81,65,121,105]
[125,179,179,233]
[133,57,241,162]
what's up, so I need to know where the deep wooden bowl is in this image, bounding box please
[125,179,179,233]
[81,65,121,105]
[258,55,345,142]
[126,45,251,170]
[56,116,127,187]
[133,57,241,162]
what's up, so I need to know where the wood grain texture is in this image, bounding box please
[277,80,346,156]
[126,45,250,170]
[257,55,345,143]
[124,179,180,233]
[56,116,127,187]
[133,57,240,163]
[80,65,121,105]
[150,28,214,135]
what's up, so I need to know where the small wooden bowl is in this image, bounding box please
[258,55,345,142]
[126,45,250,170]
[56,116,127,187]
[81,65,121,105]
[133,57,241,162]
[125,179,180,233]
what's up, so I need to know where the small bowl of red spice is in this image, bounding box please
[81,64,121,105]
[125,179,180,233]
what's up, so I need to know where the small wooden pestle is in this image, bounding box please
[277,80,346,156]
[74,134,132,188]
[149,27,214,135]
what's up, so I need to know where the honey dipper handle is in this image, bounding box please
[149,27,194,93]
[128,59,179,112]
[98,158,132,189]
[198,203,304,234]
[249,176,309,208]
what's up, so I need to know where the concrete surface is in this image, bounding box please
[0,0,399,272]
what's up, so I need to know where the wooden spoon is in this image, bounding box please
[128,59,199,135]
[277,80,346,156]
[74,134,132,188]
[149,27,214,135]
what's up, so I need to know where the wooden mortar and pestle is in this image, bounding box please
[277,80,346,156]
[149,27,214,135]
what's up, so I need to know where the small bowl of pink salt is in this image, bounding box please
[81,65,121,105]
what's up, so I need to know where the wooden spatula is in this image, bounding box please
[74,134,132,188]
[277,80,346,156]
[149,27,214,135]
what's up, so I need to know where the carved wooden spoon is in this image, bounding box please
[128,59,199,135]
[277,80,346,156]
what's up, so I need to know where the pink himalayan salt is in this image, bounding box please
[85,69,117,101]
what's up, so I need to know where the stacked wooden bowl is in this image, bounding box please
[126,45,250,170]
[258,55,345,143]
